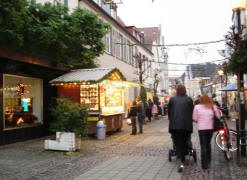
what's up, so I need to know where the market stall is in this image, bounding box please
[50,68,130,134]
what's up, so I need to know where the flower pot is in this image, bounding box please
[45,132,81,151]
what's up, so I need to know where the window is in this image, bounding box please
[129,45,133,65]
[123,38,127,61]
[80,84,99,111]
[104,29,112,53]
[116,33,122,59]
[62,0,68,7]
[120,35,123,59]
[111,29,117,56]
[3,74,43,130]
[126,40,130,63]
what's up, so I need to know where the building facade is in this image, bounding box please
[138,26,169,95]
[79,0,154,110]
[35,0,155,109]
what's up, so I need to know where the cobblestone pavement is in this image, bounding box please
[0,117,247,180]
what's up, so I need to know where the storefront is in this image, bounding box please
[50,68,132,134]
[220,83,247,118]
[3,75,43,129]
[0,54,64,145]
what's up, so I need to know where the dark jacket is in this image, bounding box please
[128,106,137,117]
[168,95,194,133]
[137,102,145,116]
[148,100,153,109]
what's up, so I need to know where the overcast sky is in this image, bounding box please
[117,0,233,76]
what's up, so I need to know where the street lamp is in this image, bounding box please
[218,70,224,88]
[218,70,224,105]
[230,0,246,156]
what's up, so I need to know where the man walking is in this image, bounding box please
[137,98,145,134]
[168,85,194,172]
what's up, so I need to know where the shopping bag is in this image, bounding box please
[126,118,132,125]
[213,108,224,131]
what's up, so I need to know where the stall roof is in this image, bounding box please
[50,68,126,84]
[219,83,247,91]
[220,83,237,91]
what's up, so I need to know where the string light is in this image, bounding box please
[115,39,225,47]
[138,58,228,65]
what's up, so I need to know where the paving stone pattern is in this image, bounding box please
[0,117,247,180]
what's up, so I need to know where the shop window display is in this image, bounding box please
[3,74,43,129]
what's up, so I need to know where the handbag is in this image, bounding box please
[212,107,223,131]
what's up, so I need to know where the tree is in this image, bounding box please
[153,71,161,96]
[135,53,147,84]
[153,71,161,105]
[224,26,247,74]
[134,53,149,115]
[0,0,110,68]
[0,0,29,49]
[227,40,247,74]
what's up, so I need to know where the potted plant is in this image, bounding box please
[45,98,88,151]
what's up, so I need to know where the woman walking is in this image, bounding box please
[128,100,138,135]
[193,95,220,169]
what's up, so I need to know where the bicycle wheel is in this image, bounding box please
[227,130,238,152]
[224,150,232,161]
[215,130,238,152]
[215,132,227,151]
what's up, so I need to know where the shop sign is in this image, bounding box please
[87,116,99,121]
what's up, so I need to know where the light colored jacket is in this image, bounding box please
[193,104,220,130]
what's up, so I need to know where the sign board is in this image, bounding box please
[87,116,99,121]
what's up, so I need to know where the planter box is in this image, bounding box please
[44,132,81,151]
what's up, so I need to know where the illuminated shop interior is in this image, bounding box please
[3,74,43,129]
[50,69,137,116]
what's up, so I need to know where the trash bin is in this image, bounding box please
[96,120,106,140]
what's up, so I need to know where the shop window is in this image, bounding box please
[99,80,124,115]
[3,74,43,130]
[80,84,99,111]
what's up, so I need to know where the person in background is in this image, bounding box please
[194,95,200,105]
[158,102,162,116]
[193,95,220,170]
[164,102,168,116]
[161,102,165,116]
[136,98,145,134]
[212,93,220,108]
[128,100,137,135]
[168,84,194,172]
[152,103,158,120]
[147,99,153,122]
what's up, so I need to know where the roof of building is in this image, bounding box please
[84,0,153,55]
[50,67,126,84]
[116,16,126,27]
[138,27,160,51]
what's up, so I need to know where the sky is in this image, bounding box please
[117,0,233,76]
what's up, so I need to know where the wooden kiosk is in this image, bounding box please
[50,68,128,134]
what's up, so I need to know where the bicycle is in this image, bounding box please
[215,116,238,161]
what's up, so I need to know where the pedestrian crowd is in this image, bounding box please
[128,97,168,135]
[168,84,221,172]
[127,84,225,173]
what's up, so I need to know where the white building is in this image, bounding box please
[138,26,169,95]
[35,0,156,108]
